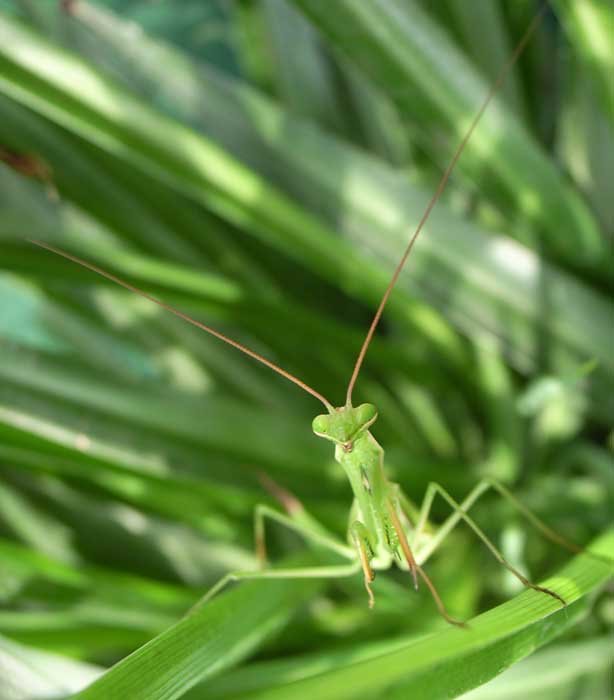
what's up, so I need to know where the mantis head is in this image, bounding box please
[312,403,378,449]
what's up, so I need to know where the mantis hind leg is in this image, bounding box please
[186,475,359,614]
[404,480,566,606]
[189,561,361,615]
[254,473,354,565]
[254,504,354,565]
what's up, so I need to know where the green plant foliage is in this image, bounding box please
[0,1,612,699]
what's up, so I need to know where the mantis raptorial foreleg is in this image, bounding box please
[385,495,419,589]
[385,487,465,626]
[350,520,376,608]
[404,480,566,606]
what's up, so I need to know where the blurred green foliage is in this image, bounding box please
[0,1,612,699]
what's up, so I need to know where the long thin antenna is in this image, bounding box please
[29,239,334,412]
[345,7,546,407]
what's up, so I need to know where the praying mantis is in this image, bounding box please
[30,5,587,625]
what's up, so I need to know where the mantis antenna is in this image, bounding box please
[31,5,545,415]
[29,6,592,621]
[28,239,334,412]
[345,6,546,407]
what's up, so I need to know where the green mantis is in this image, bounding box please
[30,5,583,625]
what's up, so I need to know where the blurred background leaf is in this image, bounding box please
[0,1,612,698]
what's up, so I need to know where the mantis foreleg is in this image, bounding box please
[350,520,376,608]
[386,488,464,626]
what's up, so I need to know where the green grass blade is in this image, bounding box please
[69,558,322,700]
[4,10,612,425]
[0,4,610,695]
[0,633,101,700]
[290,0,606,273]
[459,636,614,700]
[197,531,614,700]
[23,5,612,421]
[440,0,526,119]
[554,0,614,122]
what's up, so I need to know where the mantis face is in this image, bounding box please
[312,403,378,449]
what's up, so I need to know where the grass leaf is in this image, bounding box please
[197,531,614,700]
[70,558,322,700]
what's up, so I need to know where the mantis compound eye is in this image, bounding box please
[312,414,330,435]
[354,403,377,430]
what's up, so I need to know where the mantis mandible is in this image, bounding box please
[31,4,581,625]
